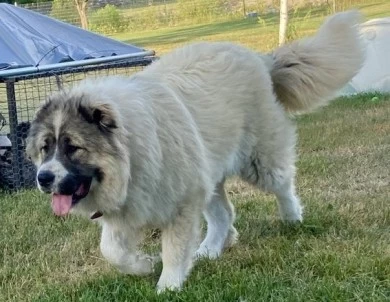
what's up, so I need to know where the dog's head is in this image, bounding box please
[26,90,130,217]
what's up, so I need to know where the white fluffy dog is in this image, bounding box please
[26,11,365,292]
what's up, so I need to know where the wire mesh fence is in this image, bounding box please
[17,0,360,35]
[0,57,153,191]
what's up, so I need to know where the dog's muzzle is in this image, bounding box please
[37,170,55,192]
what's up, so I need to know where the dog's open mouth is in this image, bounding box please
[51,178,92,216]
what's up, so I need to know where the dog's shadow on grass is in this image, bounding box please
[232,197,341,246]
[235,217,331,248]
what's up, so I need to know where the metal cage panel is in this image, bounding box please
[0,57,153,190]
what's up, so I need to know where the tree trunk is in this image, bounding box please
[279,0,288,46]
[74,0,89,30]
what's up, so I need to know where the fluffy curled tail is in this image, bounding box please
[270,10,365,113]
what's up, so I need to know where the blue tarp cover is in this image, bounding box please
[0,3,146,69]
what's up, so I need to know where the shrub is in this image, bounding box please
[89,4,126,34]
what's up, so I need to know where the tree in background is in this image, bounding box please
[74,0,88,29]
[279,0,288,45]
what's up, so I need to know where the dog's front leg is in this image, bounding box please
[100,222,158,275]
[157,197,203,293]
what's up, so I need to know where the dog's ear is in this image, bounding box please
[91,104,118,130]
[78,103,117,131]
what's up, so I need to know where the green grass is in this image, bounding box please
[1,93,389,301]
[110,0,390,54]
[1,1,390,300]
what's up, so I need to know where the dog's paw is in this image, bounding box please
[224,226,239,248]
[118,254,160,276]
[156,276,182,294]
[280,206,303,223]
[281,212,303,223]
[141,254,161,274]
[195,245,221,260]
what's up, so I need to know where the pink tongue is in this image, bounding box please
[51,194,73,216]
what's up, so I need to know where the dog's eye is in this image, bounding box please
[40,145,49,153]
[67,145,81,155]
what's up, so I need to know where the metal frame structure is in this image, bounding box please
[0,52,155,190]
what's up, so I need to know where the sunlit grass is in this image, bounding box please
[1,94,389,301]
[110,0,390,55]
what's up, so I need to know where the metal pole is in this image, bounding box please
[5,80,23,190]
[0,51,155,79]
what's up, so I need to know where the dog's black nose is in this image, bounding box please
[37,170,55,187]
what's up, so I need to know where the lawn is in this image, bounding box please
[111,0,390,54]
[1,93,389,301]
[1,1,390,300]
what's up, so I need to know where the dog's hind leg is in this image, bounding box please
[100,222,158,276]
[241,151,303,223]
[273,177,303,222]
[157,191,204,293]
[195,180,238,259]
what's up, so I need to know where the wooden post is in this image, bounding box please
[279,0,288,46]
